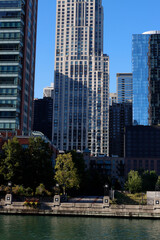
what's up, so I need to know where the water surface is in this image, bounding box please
[0,215,159,240]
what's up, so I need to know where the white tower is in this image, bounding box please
[53,0,109,156]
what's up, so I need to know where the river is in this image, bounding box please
[0,215,160,240]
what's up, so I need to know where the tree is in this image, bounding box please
[69,150,86,195]
[155,176,160,191]
[141,170,158,192]
[70,150,85,179]
[81,169,110,196]
[126,170,142,193]
[54,153,79,195]
[0,137,23,184]
[0,137,54,193]
[25,137,54,191]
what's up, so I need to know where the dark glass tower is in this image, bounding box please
[109,102,132,157]
[33,97,53,141]
[132,31,160,125]
[0,0,38,133]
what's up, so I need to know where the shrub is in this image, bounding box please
[35,183,52,196]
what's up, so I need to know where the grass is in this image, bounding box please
[111,191,147,205]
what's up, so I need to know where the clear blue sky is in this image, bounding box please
[34,0,160,98]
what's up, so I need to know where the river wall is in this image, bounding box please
[0,201,160,219]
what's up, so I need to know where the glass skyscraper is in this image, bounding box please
[132,31,160,126]
[0,0,38,132]
[53,0,109,155]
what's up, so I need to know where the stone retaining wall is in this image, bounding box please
[1,201,160,218]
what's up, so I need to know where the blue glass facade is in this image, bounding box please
[132,32,160,126]
[132,34,150,125]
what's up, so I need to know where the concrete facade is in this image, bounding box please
[109,93,117,105]
[43,83,54,98]
[53,0,109,156]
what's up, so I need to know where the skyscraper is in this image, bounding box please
[109,74,132,157]
[53,0,109,155]
[132,31,160,125]
[0,0,38,133]
[109,102,132,157]
[33,97,53,141]
[117,73,133,103]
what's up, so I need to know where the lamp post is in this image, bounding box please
[53,183,60,206]
[55,183,60,195]
[103,184,110,207]
[8,181,12,194]
[104,184,109,196]
[5,181,12,205]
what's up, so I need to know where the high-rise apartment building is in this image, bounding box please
[0,0,38,132]
[53,0,109,155]
[43,83,54,98]
[117,73,133,103]
[132,31,160,126]
[109,93,117,105]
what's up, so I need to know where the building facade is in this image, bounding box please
[43,83,54,98]
[0,0,38,133]
[124,125,160,176]
[117,73,133,103]
[132,31,160,125]
[53,0,109,155]
[83,151,124,185]
[109,93,117,105]
[109,102,132,157]
[33,97,53,141]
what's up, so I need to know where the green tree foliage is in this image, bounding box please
[25,137,54,191]
[155,176,160,191]
[54,153,79,194]
[0,137,23,184]
[81,169,110,196]
[125,170,142,193]
[141,170,158,192]
[70,150,85,180]
[0,137,54,192]
[69,150,86,195]
[35,183,52,196]
[68,151,110,196]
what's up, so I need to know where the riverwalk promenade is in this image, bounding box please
[1,196,160,219]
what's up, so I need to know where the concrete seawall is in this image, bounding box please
[1,202,160,218]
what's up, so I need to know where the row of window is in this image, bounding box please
[0,32,22,40]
